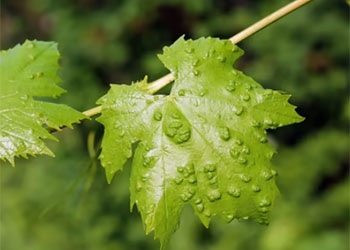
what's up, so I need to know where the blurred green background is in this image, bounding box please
[1,0,349,249]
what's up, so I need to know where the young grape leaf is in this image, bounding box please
[0,40,87,165]
[97,37,304,249]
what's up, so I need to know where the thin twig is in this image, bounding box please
[82,0,312,118]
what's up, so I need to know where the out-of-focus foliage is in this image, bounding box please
[0,40,86,164]
[0,0,348,250]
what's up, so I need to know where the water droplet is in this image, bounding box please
[169,121,182,128]
[27,42,34,48]
[242,216,249,220]
[206,172,214,180]
[136,182,142,192]
[177,166,184,173]
[195,198,202,204]
[242,94,250,101]
[203,52,209,59]
[143,156,152,167]
[245,84,253,91]
[228,187,240,198]
[178,89,186,96]
[193,70,200,76]
[119,129,125,138]
[30,74,35,79]
[238,157,247,165]
[226,81,236,92]
[242,146,250,154]
[271,169,278,176]
[259,136,267,143]
[225,214,235,223]
[146,99,153,105]
[252,185,261,192]
[251,120,260,128]
[192,59,199,66]
[217,56,226,62]
[207,189,221,202]
[262,170,273,181]
[232,47,238,52]
[209,177,217,185]
[188,176,197,184]
[174,177,183,185]
[230,147,240,158]
[240,174,251,183]
[219,127,230,141]
[185,163,195,174]
[153,111,162,121]
[196,203,204,212]
[199,91,206,97]
[264,89,273,97]
[165,128,177,137]
[259,207,269,213]
[204,164,216,172]
[264,119,273,126]
[185,48,194,54]
[36,72,43,78]
[235,139,243,146]
[204,210,211,217]
[259,199,271,207]
[176,129,191,143]
[235,106,244,116]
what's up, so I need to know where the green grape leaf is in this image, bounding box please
[97,37,304,249]
[0,40,87,165]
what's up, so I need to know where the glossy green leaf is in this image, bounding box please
[0,40,87,165]
[97,37,304,249]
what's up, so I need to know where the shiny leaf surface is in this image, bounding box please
[97,37,304,249]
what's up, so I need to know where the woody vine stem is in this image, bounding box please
[82,0,312,118]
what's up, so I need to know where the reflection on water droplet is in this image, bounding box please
[259,136,267,143]
[226,81,236,92]
[238,157,247,165]
[174,177,183,185]
[207,189,221,201]
[228,187,240,198]
[225,214,234,223]
[230,147,239,158]
[219,127,230,141]
[242,94,250,101]
[192,59,199,66]
[242,146,250,154]
[271,169,278,176]
[235,106,244,116]
[262,170,273,181]
[188,176,197,184]
[240,174,251,183]
[136,182,142,192]
[252,185,261,192]
[204,210,211,217]
[153,111,162,121]
[185,48,194,54]
[178,89,186,96]
[196,203,204,212]
[217,56,226,62]
[193,70,200,76]
[251,120,260,127]
[259,199,271,207]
